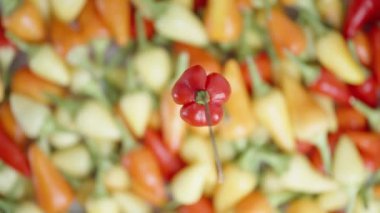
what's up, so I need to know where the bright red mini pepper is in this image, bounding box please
[348,76,379,108]
[343,0,380,38]
[172,65,231,126]
[370,24,380,84]
[0,126,30,177]
[308,68,352,105]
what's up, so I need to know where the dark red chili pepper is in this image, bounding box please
[343,0,380,38]
[348,75,379,108]
[143,128,185,180]
[0,126,30,177]
[193,0,208,11]
[308,68,352,105]
[0,16,15,48]
[370,24,380,84]
[172,65,231,126]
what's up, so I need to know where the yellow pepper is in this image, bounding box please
[316,31,366,85]
[219,60,256,141]
[204,0,242,43]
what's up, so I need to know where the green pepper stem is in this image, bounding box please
[117,118,137,153]
[350,98,380,133]
[313,132,331,174]
[136,11,148,52]
[174,52,190,81]
[94,160,109,198]
[246,56,271,98]
[298,9,327,38]
[204,102,224,183]
[346,186,360,213]
[287,52,320,85]
[0,199,15,213]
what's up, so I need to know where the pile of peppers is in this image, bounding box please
[0,0,380,212]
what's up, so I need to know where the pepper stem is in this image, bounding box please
[204,102,224,183]
[136,11,148,52]
[246,56,271,98]
[312,132,331,174]
[350,98,380,132]
[286,52,320,86]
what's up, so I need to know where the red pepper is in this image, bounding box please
[193,0,208,11]
[143,128,185,180]
[343,0,380,38]
[310,68,352,105]
[370,24,380,84]
[172,65,231,126]
[0,126,30,177]
[348,75,379,108]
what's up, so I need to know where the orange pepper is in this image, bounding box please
[122,147,168,206]
[267,9,307,57]
[0,102,26,147]
[234,191,274,213]
[352,30,372,67]
[336,106,367,131]
[204,0,242,43]
[172,42,222,74]
[78,0,110,43]
[11,68,66,104]
[49,17,84,57]
[3,0,46,42]
[29,145,74,213]
[95,0,130,46]
[374,184,380,200]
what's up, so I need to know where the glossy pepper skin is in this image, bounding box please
[0,126,30,177]
[309,68,352,105]
[348,76,379,108]
[172,65,231,126]
[370,24,380,84]
[343,0,380,38]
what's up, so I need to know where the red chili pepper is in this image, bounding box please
[143,128,185,180]
[193,0,208,11]
[0,126,30,177]
[370,24,380,84]
[348,75,379,108]
[343,0,380,38]
[172,65,231,126]
[308,68,352,105]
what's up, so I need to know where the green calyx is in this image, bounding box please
[195,90,210,105]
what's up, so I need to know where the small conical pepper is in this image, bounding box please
[343,0,380,38]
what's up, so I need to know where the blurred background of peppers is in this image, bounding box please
[0,0,380,212]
